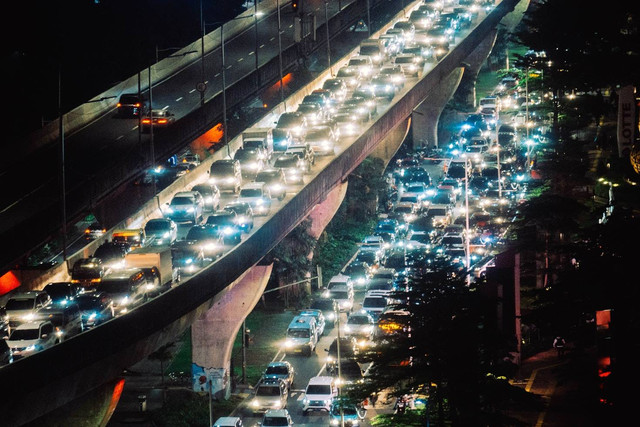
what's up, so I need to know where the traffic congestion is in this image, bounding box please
[2,8,530,425]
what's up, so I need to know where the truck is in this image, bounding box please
[124,245,179,294]
[242,127,273,160]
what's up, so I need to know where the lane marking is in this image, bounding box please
[175,97,183,102]
[238,57,244,62]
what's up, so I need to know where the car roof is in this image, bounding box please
[308,375,334,384]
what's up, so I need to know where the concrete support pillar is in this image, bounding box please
[308,181,348,240]
[370,116,411,167]
[411,67,465,149]
[457,29,498,109]
[191,263,273,399]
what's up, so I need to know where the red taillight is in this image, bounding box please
[157,119,168,124]
[116,103,122,108]
[142,119,151,124]
[134,103,141,107]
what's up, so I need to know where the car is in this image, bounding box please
[32,301,84,341]
[212,416,243,427]
[254,168,287,201]
[394,53,425,77]
[327,287,354,313]
[223,200,255,233]
[4,291,52,330]
[346,55,374,78]
[93,241,130,269]
[329,398,367,426]
[342,261,371,287]
[273,153,307,185]
[233,147,267,178]
[75,292,114,329]
[285,143,315,168]
[284,315,318,356]
[262,361,295,391]
[302,376,338,415]
[249,377,289,414]
[275,111,307,141]
[190,183,221,212]
[361,294,388,321]
[335,65,362,89]
[296,102,325,126]
[141,109,176,132]
[185,225,225,260]
[331,111,362,136]
[344,310,375,341]
[304,125,338,156]
[309,297,338,328]
[236,182,272,216]
[322,77,348,100]
[340,94,377,120]
[143,218,178,246]
[298,308,326,337]
[205,210,243,245]
[261,409,293,427]
[170,240,206,276]
[325,336,359,374]
[70,257,106,288]
[335,357,365,386]
[43,282,83,304]
[7,320,60,361]
[116,93,148,117]
[378,64,406,89]
[83,221,106,241]
[209,159,243,193]
[163,191,204,224]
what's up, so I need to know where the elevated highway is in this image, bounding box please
[0,1,523,425]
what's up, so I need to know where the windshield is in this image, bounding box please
[348,315,371,325]
[5,299,35,311]
[170,197,194,206]
[76,298,102,311]
[234,150,257,160]
[331,405,358,417]
[329,290,349,300]
[256,385,281,396]
[306,385,331,395]
[43,286,69,299]
[262,416,289,426]
[98,280,131,294]
[145,221,169,232]
[363,297,387,308]
[9,328,39,340]
[239,189,263,198]
[265,366,289,376]
[287,329,310,338]
[274,157,298,168]
[186,228,214,241]
[277,115,301,128]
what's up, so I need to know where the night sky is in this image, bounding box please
[2,0,246,144]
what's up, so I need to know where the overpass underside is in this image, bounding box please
[0,1,522,424]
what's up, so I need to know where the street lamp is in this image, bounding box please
[277,0,286,110]
[464,158,471,286]
[324,1,333,76]
[203,13,262,158]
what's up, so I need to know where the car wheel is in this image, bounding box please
[302,410,308,416]
[278,193,285,201]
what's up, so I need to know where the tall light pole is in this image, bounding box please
[254,0,260,83]
[525,66,530,139]
[464,158,471,286]
[58,66,67,263]
[277,0,286,110]
[367,0,371,37]
[148,65,156,195]
[324,1,332,76]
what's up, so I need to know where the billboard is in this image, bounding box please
[616,85,636,158]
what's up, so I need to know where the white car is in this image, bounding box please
[236,182,272,216]
[344,310,375,340]
[7,321,60,360]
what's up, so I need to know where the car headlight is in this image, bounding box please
[225,177,234,183]
[271,184,282,192]
[205,196,213,204]
[119,296,130,306]
[186,207,195,213]
[204,242,220,252]
[285,339,294,348]
[326,355,334,363]
[223,227,234,235]
[184,258,193,265]
[164,207,174,214]
[251,399,260,407]
[255,199,264,206]
[326,312,335,321]
[88,312,97,321]
[344,326,352,333]
[331,420,340,425]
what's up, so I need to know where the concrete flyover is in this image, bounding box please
[0,1,521,425]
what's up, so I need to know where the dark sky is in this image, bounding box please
[3,0,245,143]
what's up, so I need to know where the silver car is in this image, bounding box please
[249,378,288,414]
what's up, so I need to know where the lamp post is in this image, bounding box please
[58,66,67,263]
[464,158,471,286]
[324,1,332,76]
[366,0,371,37]
[277,0,286,110]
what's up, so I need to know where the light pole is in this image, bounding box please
[58,66,67,263]
[366,0,371,37]
[464,158,471,286]
[277,0,286,110]
[324,1,332,75]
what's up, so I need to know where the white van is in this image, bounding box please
[284,315,318,356]
[325,274,354,293]
[212,416,243,427]
[302,376,338,414]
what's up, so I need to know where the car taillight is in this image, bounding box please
[116,103,122,108]
[142,119,151,124]
[157,119,168,124]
